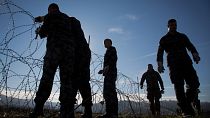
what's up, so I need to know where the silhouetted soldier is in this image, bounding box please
[70,17,93,118]
[140,64,164,116]
[157,19,200,117]
[30,3,76,118]
[98,39,118,118]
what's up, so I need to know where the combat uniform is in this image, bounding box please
[32,11,76,118]
[140,69,164,115]
[103,46,118,117]
[70,17,93,117]
[157,31,200,116]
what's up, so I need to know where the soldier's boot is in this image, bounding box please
[155,104,161,117]
[177,102,195,117]
[97,107,118,118]
[97,114,118,118]
[60,111,74,118]
[60,104,75,118]
[150,103,155,116]
[29,104,44,118]
[81,106,92,118]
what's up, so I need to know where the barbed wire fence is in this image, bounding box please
[0,0,177,117]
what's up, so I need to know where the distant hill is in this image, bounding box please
[1,94,210,115]
[0,94,58,109]
[90,100,210,115]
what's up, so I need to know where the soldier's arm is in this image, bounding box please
[38,14,49,38]
[183,34,200,63]
[157,39,164,63]
[157,39,165,73]
[157,72,164,90]
[183,34,198,54]
[140,73,146,88]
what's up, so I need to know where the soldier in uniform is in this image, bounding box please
[140,64,164,116]
[69,17,93,118]
[98,39,118,118]
[157,19,201,117]
[30,3,76,118]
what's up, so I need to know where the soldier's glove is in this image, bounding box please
[192,53,200,64]
[34,16,44,23]
[103,66,109,76]
[98,70,103,74]
[35,27,41,39]
[158,66,165,73]
[157,61,165,73]
[140,85,143,89]
[160,89,164,94]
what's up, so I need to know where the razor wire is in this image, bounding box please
[0,0,177,116]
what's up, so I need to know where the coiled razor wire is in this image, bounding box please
[0,0,177,116]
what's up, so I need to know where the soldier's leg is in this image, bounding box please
[184,65,200,116]
[169,68,192,116]
[103,75,118,116]
[155,91,161,115]
[184,65,200,103]
[80,81,92,106]
[34,61,58,104]
[77,70,92,117]
[79,53,92,118]
[155,98,160,114]
[30,51,59,117]
[79,80,92,118]
[147,92,155,115]
[79,68,92,107]
[80,88,92,118]
[59,67,75,118]
[174,82,195,116]
[59,50,75,118]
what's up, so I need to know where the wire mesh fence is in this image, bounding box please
[0,0,180,117]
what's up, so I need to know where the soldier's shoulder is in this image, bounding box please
[177,32,184,35]
[143,71,149,75]
[111,46,116,49]
[111,46,117,52]
[159,34,168,44]
[69,17,79,21]
[160,33,169,41]
[69,16,76,20]
[175,32,186,37]
[70,17,81,25]
[154,71,160,75]
[61,12,69,16]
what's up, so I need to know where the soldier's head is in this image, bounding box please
[104,38,112,48]
[147,64,153,71]
[48,3,60,14]
[168,19,177,33]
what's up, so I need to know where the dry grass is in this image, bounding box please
[0,106,209,118]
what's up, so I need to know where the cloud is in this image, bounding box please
[125,14,139,21]
[108,27,124,34]
[1,89,60,103]
[142,52,156,58]
[131,52,156,62]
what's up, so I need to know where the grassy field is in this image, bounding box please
[0,106,209,118]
